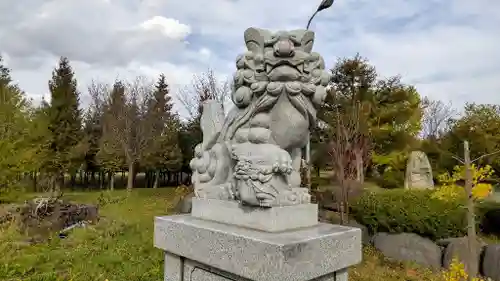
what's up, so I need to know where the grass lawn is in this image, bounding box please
[0,189,444,281]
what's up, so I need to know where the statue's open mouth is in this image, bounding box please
[265,59,304,81]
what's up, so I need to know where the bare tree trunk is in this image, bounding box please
[153,169,160,189]
[60,172,65,191]
[127,163,134,191]
[339,201,345,225]
[54,172,63,193]
[464,141,478,280]
[99,171,104,190]
[344,181,350,223]
[79,170,83,186]
[355,151,364,184]
[33,171,37,192]
[51,174,58,194]
[70,174,76,188]
[109,172,115,191]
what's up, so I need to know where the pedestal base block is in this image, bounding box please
[191,198,318,232]
[154,215,362,281]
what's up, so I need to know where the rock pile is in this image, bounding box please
[0,197,98,242]
[371,232,500,280]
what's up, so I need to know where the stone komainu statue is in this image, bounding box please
[189,27,331,207]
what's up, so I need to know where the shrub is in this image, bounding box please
[432,164,494,202]
[351,189,467,240]
[373,169,404,189]
[442,257,488,281]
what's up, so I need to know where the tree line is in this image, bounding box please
[1,54,499,197]
[0,56,228,195]
[312,54,500,190]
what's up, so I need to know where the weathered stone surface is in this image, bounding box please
[200,100,225,151]
[163,252,183,281]
[189,27,331,207]
[154,215,362,281]
[372,232,442,269]
[482,244,500,280]
[436,236,486,248]
[442,236,485,273]
[345,220,370,246]
[191,198,318,232]
[162,251,348,281]
[404,151,434,189]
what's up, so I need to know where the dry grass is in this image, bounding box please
[351,246,442,281]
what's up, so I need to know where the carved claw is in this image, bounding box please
[272,150,293,175]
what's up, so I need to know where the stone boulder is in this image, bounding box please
[345,220,371,246]
[372,232,442,269]
[317,211,370,246]
[442,236,486,274]
[482,244,500,280]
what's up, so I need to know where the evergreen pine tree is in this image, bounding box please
[47,56,84,191]
[144,74,182,188]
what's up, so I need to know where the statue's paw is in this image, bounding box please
[272,149,293,175]
[255,193,276,208]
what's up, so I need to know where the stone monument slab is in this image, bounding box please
[404,150,434,189]
[191,198,318,232]
[155,215,362,281]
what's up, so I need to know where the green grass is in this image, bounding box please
[0,188,179,281]
[0,188,447,281]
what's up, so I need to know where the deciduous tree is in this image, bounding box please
[0,58,49,195]
[323,54,423,188]
[326,102,370,224]
[96,81,126,190]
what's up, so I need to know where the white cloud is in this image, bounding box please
[140,16,191,39]
[0,0,499,114]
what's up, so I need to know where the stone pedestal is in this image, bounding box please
[154,199,362,281]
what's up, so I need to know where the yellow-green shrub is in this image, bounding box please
[432,164,494,202]
[441,257,488,281]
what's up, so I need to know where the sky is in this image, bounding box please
[1,0,499,116]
